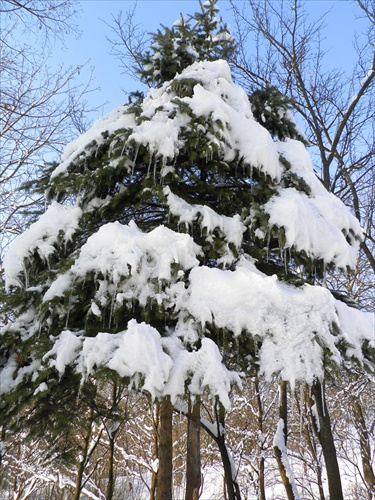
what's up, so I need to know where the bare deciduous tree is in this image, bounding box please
[0,0,96,255]
[230,0,375,308]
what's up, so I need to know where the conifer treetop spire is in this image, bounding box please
[138,0,235,87]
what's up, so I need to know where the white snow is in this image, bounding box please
[52,105,135,178]
[163,336,241,408]
[176,61,282,179]
[1,59,372,408]
[264,188,359,268]
[163,186,245,249]
[182,261,342,387]
[3,202,82,290]
[263,139,362,269]
[42,220,201,306]
[43,319,238,405]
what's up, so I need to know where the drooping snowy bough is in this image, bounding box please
[1,60,373,413]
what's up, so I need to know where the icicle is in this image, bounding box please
[147,154,153,177]
[121,139,127,157]
[299,385,304,434]
[153,157,157,181]
[321,382,326,417]
[266,231,271,262]
[108,284,118,330]
[284,248,288,274]
[65,293,71,328]
[132,147,139,176]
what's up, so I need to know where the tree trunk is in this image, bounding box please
[298,386,325,500]
[214,399,242,500]
[185,396,201,500]
[72,416,93,500]
[106,433,115,500]
[310,380,343,500]
[150,401,160,500]
[352,398,375,498]
[156,396,173,500]
[273,381,298,500]
[254,376,266,500]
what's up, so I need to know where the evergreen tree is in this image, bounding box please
[138,0,235,88]
[0,0,373,497]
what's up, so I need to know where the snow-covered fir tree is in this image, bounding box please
[0,1,374,498]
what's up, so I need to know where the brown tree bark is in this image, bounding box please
[310,380,343,500]
[72,410,94,500]
[214,399,242,500]
[352,398,375,498]
[156,396,173,500]
[296,386,325,500]
[150,401,159,500]
[273,381,297,500]
[185,396,201,500]
[254,377,266,500]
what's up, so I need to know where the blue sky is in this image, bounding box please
[56,0,364,124]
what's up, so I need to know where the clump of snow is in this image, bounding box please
[52,105,135,178]
[180,258,373,387]
[43,319,238,405]
[43,220,201,306]
[263,139,363,269]
[0,354,41,395]
[124,60,282,179]
[44,321,172,399]
[264,188,360,269]
[163,186,245,248]
[335,300,375,367]
[163,336,241,409]
[3,202,82,290]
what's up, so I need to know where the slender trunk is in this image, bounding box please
[150,401,159,500]
[273,381,298,500]
[106,433,115,500]
[352,398,375,498]
[72,414,93,500]
[156,396,173,500]
[310,380,343,500]
[0,426,5,468]
[298,386,325,500]
[185,396,201,500]
[178,399,241,499]
[215,399,242,500]
[254,376,266,500]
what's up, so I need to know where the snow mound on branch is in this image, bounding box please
[43,220,200,305]
[53,60,281,180]
[3,202,82,290]
[181,259,374,387]
[163,185,245,260]
[263,139,362,268]
[44,320,173,397]
[52,105,135,178]
[43,319,238,406]
[163,336,241,408]
[130,60,282,179]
